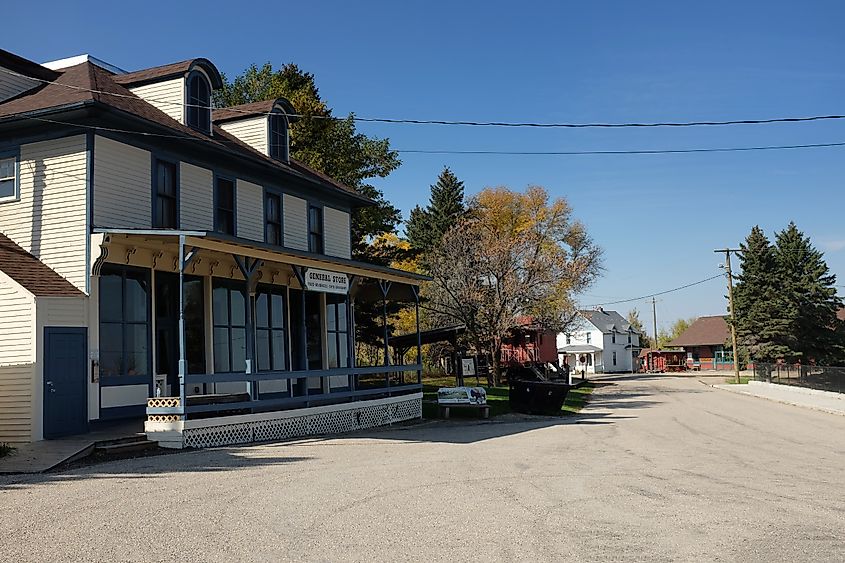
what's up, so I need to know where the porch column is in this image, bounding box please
[412,285,422,385]
[378,280,392,393]
[347,275,356,392]
[291,266,309,400]
[177,236,199,418]
[234,255,262,402]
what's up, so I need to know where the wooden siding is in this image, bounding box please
[236,179,264,241]
[0,135,88,291]
[323,206,351,259]
[93,136,152,229]
[38,297,87,327]
[0,275,34,366]
[220,117,268,155]
[283,194,308,251]
[0,364,34,443]
[0,66,40,102]
[129,77,184,124]
[180,162,213,231]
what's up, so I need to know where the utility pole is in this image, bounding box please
[652,297,658,351]
[714,248,742,383]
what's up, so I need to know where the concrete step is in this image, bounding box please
[94,437,158,456]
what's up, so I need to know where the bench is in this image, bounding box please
[438,403,490,419]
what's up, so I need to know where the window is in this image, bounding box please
[154,159,178,228]
[212,281,246,373]
[628,332,632,344]
[186,72,211,132]
[0,156,17,201]
[99,266,150,379]
[290,289,323,371]
[586,332,591,344]
[269,112,289,162]
[613,351,617,366]
[265,192,282,245]
[215,177,235,235]
[565,334,571,345]
[308,205,323,253]
[612,331,616,344]
[256,286,287,372]
[326,294,349,369]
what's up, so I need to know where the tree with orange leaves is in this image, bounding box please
[425,186,602,384]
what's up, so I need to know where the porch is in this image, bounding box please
[92,230,427,448]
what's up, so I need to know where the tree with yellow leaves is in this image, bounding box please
[426,186,602,384]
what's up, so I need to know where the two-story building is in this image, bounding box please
[0,49,425,447]
[557,308,641,374]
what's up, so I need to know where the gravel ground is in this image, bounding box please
[1,376,843,562]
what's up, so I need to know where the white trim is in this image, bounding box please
[41,54,126,74]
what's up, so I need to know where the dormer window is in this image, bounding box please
[186,71,211,133]
[269,111,289,162]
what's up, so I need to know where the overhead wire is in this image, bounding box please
[2,65,845,129]
[583,275,724,308]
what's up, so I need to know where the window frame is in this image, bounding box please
[255,284,289,372]
[213,174,237,235]
[186,70,212,133]
[264,189,283,246]
[152,158,179,229]
[308,204,324,254]
[98,265,152,386]
[268,110,290,162]
[211,279,247,374]
[0,151,20,203]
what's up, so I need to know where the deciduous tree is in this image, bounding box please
[425,186,602,383]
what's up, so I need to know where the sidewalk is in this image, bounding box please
[712,380,845,416]
[0,421,144,474]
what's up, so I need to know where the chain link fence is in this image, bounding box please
[752,363,845,394]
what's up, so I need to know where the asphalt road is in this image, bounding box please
[1,376,844,562]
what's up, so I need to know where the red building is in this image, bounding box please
[499,323,558,366]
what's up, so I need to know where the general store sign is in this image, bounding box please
[304,268,349,294]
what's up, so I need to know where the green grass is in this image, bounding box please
[421,377,596,419]
[562,382,596,414]
[0,443,14,458]
[724,376,751,384]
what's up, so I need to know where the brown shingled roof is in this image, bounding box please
[112,60,196,85]
[668,316,729,347]
[212,100,276,123]
[0,233,83,297]
[0,58,363,199]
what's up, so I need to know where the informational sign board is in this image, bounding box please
[437,387,487,405]
[304,268,349,294]
[461,357,476,377]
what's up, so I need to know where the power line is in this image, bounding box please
[2,66,845,130]
[584,274,724,308]
[22,117,845,159]
[397,142,845,156]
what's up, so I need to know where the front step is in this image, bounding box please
[94,436,158,456]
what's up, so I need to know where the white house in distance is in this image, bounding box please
[557,308,641,374]
[0,48,426,447]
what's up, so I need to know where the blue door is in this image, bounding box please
[44,327,88,439]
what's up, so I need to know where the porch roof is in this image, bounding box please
[95,228,431,286]
[558,344,602,353]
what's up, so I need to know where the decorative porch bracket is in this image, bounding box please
[233,255,264,401]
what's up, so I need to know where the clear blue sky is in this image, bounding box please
[6,0,844,335]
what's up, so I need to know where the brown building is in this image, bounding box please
[668,315,733,370]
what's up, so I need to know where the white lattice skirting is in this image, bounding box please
[144,394,423,449]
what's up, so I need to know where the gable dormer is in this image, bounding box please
[113,59,222,134]
[0,49,59,103]
[213,98,298,163]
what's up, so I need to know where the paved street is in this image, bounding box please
[1,376,844,562]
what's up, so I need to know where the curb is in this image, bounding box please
[699,379,845,417]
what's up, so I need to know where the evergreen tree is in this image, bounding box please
[732,226,796,362]
[405,167,465,253]
[774,222,844,363]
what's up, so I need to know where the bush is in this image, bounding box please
[0,443,13,458]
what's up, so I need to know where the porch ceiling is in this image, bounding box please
[95,229,429,287]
